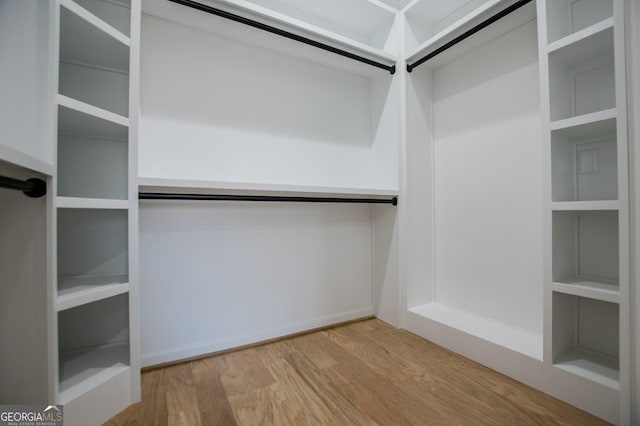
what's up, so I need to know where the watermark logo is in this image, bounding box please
[0,405,63,426]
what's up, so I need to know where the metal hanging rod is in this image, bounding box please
[140,192,398,205]
[0,175,47,198]
[406,0,532,72]
[168,0,396,74]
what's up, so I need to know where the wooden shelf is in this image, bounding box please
[551,201,618,211]
[57,197,129,209]
[138,177,398,199]
[58,342,130,404]
[552,280,619,304]
[553,348,619,390]
[550,109,616,132]
[58,95,129,128]
[57,274,129,311]
[60,0,130,71]
[409,303,543,361]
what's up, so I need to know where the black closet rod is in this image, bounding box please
[406,0,532,72]
[140,192,398,205]
[0,175,47,198]
[168,0,396,74]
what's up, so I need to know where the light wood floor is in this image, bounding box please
[107,319,607,425]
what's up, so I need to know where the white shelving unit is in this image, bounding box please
[53,0,141,424]
[538,0,630,422]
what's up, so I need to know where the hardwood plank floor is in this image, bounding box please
[106,319,608,425]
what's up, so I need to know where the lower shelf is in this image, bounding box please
[553,348,619,390]
[59,342,130,404]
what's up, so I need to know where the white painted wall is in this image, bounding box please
[431,20,543,334]
[139,202,375,366]
[139,15,380,189]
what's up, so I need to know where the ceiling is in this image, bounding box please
[377,0,413,10]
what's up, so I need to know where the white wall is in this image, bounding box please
[431,20,543,334]
[139,202,375,366]
[139,15,378,189]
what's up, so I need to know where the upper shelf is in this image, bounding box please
[60,0,130,72]
[138,177,398,199]
[142,0,397,75]
[405,0,536,69]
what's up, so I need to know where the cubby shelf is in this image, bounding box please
[547,18,613,54]
[551,280,619,304]
[58,95,129,128]
[58,343,130,404]
[547,19,612,62]
[58,102,128,141]
[550,109,616,133]
[138,177,398,199]
[554,349,619,390]
[57,275,129,312]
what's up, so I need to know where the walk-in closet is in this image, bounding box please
[1,0,638,424]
